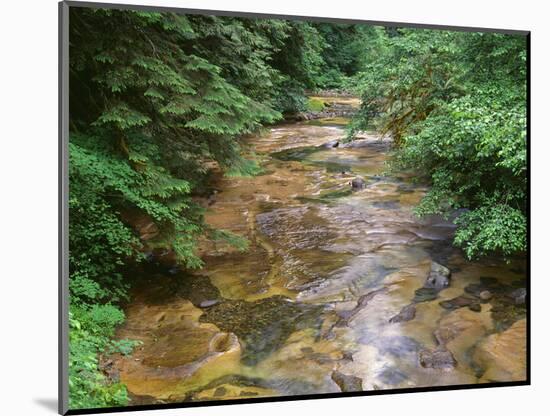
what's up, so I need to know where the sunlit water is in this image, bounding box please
[112,97,527,404]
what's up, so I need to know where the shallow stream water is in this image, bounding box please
[112,96,527,404]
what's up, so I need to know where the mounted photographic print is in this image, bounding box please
[59,1,530,414]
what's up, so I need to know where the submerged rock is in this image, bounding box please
[378,366,408,385]
[331,371,363,392]
[462,279,526,330]
[465,279,509,298]
[188,374,278,401]
[413,287,438,303]
[491,300,527,332]
[439,295,481,313]
[114,299,242,400]
[474,319,527,382]
[433,308,491,364]
[200,295,324,366]
[377,336,421,357]
[334,287,389,327]
[427,309,491,376]
[389,304,416,323]
[419,348,457,369]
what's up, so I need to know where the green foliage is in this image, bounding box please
[68,8,364,409]
[269,22,325,113]
[272,80,308,114]
[68,306,129,409]
[350,28,527,258]
[225,155,264,177]
[315,68,348,90]
[348,28,465,143]
[209,229,251,252]
[108,339,144,356]
[454,204,527,259]
[68,8,288,409]
[312,23,374,90]
[306,97,327,112]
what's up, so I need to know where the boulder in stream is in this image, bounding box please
[413,287,439,303]
[323,139,340,148]
[419,348,457,369]
[424,262,451,290]
[389,304,416,323]
[331,371,363,392]
[439,295,481,313]
[350,176,366,190]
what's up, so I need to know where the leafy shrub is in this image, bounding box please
[350,29,527,258]
[68,306,128,409]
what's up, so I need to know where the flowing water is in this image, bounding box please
[112,96,527,404]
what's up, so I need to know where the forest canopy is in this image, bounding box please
[67,7,527,409]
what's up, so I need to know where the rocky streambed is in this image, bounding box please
[109,96,527,405]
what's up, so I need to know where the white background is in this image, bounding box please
[1,0,547,415]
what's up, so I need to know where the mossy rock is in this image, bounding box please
[200,296,325,365]
[306,97,327,112]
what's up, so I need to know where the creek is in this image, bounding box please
[111,96,527,404]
